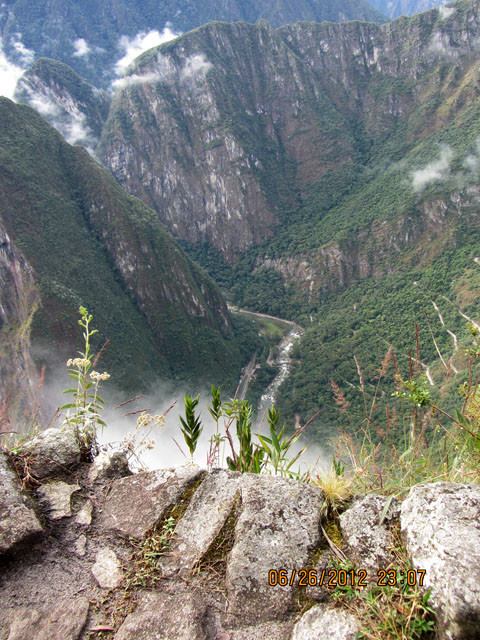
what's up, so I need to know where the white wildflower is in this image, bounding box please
[90,370,110,381]
[136,411,165,429]
[67,358,90,368]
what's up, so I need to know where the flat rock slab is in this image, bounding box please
[0,451,43,554]
[162,468,241,574]
[36,481,80,519]
[0,598,89,640]
[401,482,480,640]
[290,604,359,640]
[226,474,324,625]
[115,591,207,640]
[19,427,81,479]
[91,548,123,588]
[339,494,400,575]
[100,465,204,538]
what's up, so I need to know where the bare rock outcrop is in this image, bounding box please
[225,474,324,625]
[0,451,43,554]
[36,481,80,520]
[115,591,208,640]
[401,482,480,640]
[99,465,204,538]
[19,427,81,479]
[339,493,400,575]
[1,598,89,640]
[3,427,480,640]
[290,604,360,640]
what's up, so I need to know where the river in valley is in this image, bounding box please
[229,306,304,425]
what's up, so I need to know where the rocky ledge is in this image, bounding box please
[1,428,480,640]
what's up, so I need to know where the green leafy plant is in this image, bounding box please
[184,387,309,476]
[60,306,109,454]
[128,516,176,588]
[180,394,203,458]
[393,376,432,408]
[224,398,265,473]
[329,555,436,640]
[256,406,307,476]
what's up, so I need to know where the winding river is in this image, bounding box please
[228,306,304,422]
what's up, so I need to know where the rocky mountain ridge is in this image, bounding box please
[0,0,386,89]
[1,427,480,639]
[93,0,480,264]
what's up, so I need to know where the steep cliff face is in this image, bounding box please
[257,184,480,296]
[0,0,386,89]
[0,223,40,422]
[0,98,247,396]
[98,1,480,266]
[99,20,360,260]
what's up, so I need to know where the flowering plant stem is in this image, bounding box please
[60,306,109,455]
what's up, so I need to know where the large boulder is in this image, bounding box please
[339,494,400,576]
[19,427,81,479]
[401,482,480,640]
[161,469,241,574]
[99,465,204,538]
[0,451,43,554]
[226,474,324,625]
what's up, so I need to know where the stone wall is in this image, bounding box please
[1,428,480,640]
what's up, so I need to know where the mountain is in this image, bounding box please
[8,0,480,439]
[15,58,110,152]
[0,0,387,89]
[0,98,257,415]
[97,1,480,260]
[88,0,480,435]
[369,0,450,18]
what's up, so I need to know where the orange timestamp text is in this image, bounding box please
[268,568,426,588]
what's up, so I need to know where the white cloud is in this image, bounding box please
[73,38,90,57]
[111,52,211,93]
[464,154,479,172]
[17,80,97,155]
[111,71,161,90]
[12,37,34,65]
[411,145,453,192]
[27,92,60,117]
[438,5,455,20]
[114,27,180,76]
[180,54,212,82]
[0,39,25,98]
[463,139,480,173]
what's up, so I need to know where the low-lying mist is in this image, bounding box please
[35,350,329,476]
